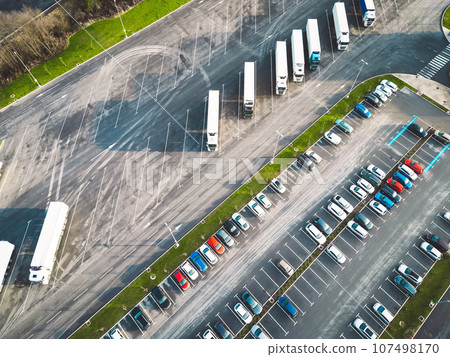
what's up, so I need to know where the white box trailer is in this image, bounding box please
[359,0,375,27]
[333,2,350,50]
[275,41,288,95]
[206,90,220,151]
[243,62,255,118]
[29,202,69,284]
[291,30,305,82]
[0,241,14,292]
[306,19,321,70]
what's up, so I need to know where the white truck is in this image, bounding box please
[206,90,220,151]
[359,0,375,27]
[275,41,288,95]
[29,201,69,284]
[306,19,321,70]
[243,62,255,118]
[0,241,14,292]
[332,2,350,50]
[291,30,305,82]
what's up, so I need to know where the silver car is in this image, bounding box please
[372,303,394,324]
[305,223,326,245]
[333,194,354,214]
[353,318,378,339]
[270,178,286,194]
[367,164,386,179]
[247,199,265,217]
[420,242,442,261]
[369,200,387,216]
[232,213,250,231]
[306,150,322,164]
[398,164,417,181]
[234,303,252,324]
[381,79,398,92]
[199,243,218,265]
[397,263,423,285]
[350,184,367,200]
[181,260,199,281]
[326,244,346,264]
[376,84,392,97]
[323,131,342,145]
[327,202,347,221]
[372,89,387,102]
[347,220,368,239]
[256,192,272,209]
[357,178,375,194]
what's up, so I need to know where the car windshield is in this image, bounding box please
[252,203,259,209]
[378,306,385,313]
[351,223,358,229]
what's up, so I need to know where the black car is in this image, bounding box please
[131,307,150,330]
[380,185,401,203]
[424,234,449,253]
[408,123,427,137]
[360,169,381,186]
[213,321,232,339]
[297,154,315,171]
[355,213,373,230]
[313,217,332,235]
[151,286,171,310]
[364,93,382,107]
[224,220,240,237]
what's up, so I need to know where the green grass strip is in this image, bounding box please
[421,94,449,113]
[381,254,450,339]
[443,6,450,29]
[0,0,190,109]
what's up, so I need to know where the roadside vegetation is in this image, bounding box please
[443,6,450,29]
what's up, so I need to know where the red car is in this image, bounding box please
[387,178,404,193]
[207,236,225,255]
[405,159,423,174]
[173,269,190,290]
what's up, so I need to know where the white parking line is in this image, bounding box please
[345,229,367,245]
[215,313,236,337]
[430,221,450,237]
[315,258,337,280]
[279,293,303,320]
[225,303,245,326]
[260,267,281,288]
[266,311,289,336]
[276,250,298,269]
[291,284,314,306]
[289,234,312,255]
[170,275,186,295]
[387,278,412,298]
[406,250,429,270]
[251,275,273,298]
[148,293,168,316]
[378,285,402,307]
[308,266,330,287]
[284,242,304,264]
[300,276,322,297]
[337,235,359,254]
[364,303,388,327]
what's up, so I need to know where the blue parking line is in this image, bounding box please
[387,116,418,146]
[425,143,450,172]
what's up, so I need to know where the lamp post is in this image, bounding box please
[347,59,368,97]
[14,51,40,87]
[165,222,179,248]
[430,299,450,307]
[270,130,284,164]
[114,0,127,39]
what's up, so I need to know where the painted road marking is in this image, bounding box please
[424,144,450,172]
[388,116,417,146]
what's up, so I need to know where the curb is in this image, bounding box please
[441,4,450,44]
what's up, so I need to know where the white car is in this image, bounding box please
[349,184,368,200]
[110,328,125,339]
[333,195,354,214]
[398,164,418,181]
[397,263,423,285]
[203,329,217,339]
[232,213,250,231]
[420,242,442,261]
[347,220,368,239]
[357,178,375,194]
[353,318,378,339]
[381,79,398,92]
[199,243,218,265]
[305,223,326,245]
[444,211,450,224]
[181,260,199,281]
[369,200,387,216]
[372,303,394,324]
[306,150,322,164]
[247,199,265,217]
[373,89,388,102]
[326,244,346,264]
[251,324,270,339]
[323,131,341,146]
[367,164,386,179]
[270,178,286,194]
[327,202,347,221]
[234,303,252,324]
[255,192,272,209]
[376,84,392,97]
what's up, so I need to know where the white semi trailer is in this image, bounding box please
[275,41,288,95]
[306,19,321,70]
[29,202,69,284]
[291,30,305,82]
[243,62,255,118]
[359,0,375,27]
[0,241,14,292]
[206,90,220,151]
[332,2,350,50]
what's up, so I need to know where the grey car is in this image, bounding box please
[313,217,332,235]
[216,228,234,247]
[360,169,381,186]
[354,213,373,230]
[297,154,315,171]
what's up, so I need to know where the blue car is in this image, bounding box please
[278,296,298,318]
[354,104,371,118]
[190,251,208,272]
[335,119,353,134]
[393,172,412,189]
[374,192,394,210]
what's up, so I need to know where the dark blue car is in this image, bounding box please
[374,192,394,210]
[393,171,412,189]
[190,251,208,272]
[278,296,298,317]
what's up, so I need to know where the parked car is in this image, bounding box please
[110,328,125,339]
[380,79,398,92]
[305,150,322,164]
[278,296,298,317]
[247,199,265,217]
[360,169,381,186]
[297,154,315,171]
[380,185,401,203]
[376,84,392,97]
[353,318,378,339]
[364,93,381,107]
[374,192,394,210]
[202,329,216,339]
[207,236,225,255]
[420,242,442,261]
[369,200,387,216]
[372,303,394,324]
[408,123,427,137]
[424,233,449,253]
[327,202,347,221]
[405,159,423,174]
[398,164,418,181]
[444,211,450,224]
[305,223,326,245]
[277,259,294,277]
[354,103,372,118]
[392,172,412,189]
[131,307,150,330]
[367,164,386,179]
[199,243,218,265]
[349,184,368,200]
[232,213,249,231]
[313,217,332,235]
[270,178,286,193]
[333,194,354,214]
[394,275,416,296]
[372,88,387,102]
[255,192,272,209]
[151,286,171,309]
[224,219,240,237]
[387,178,404,193]
[216,228,234,248]
[181,260,199,281]
[355,212,373,230]
[173,269,190,290]
[432,130,450,144]
[190,251,208,272]
[397,263,423,285]
[323,131,342,145]
[347,220,368,239]
[357,178,375,193]
[213,321,232,339]
[326,244,346,264]
[234,303,252,324]
[335,119,353,133]
[242,292,262,315]
[251,324,270,339]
